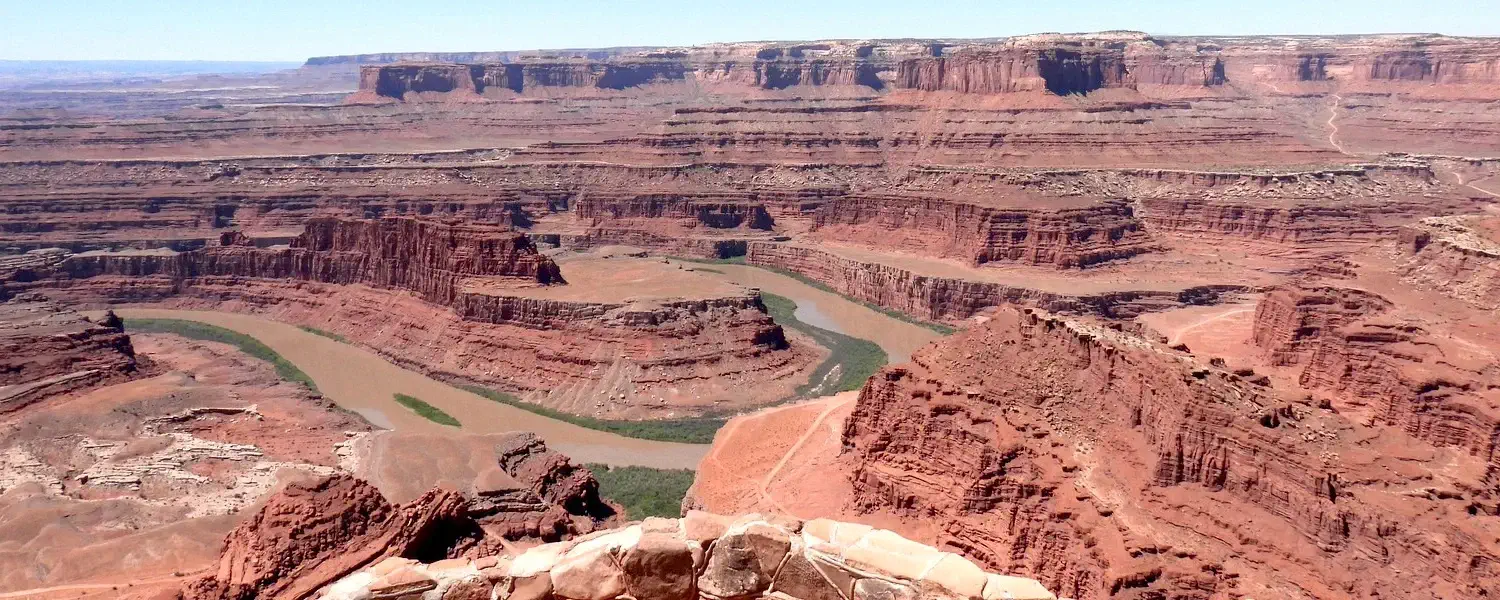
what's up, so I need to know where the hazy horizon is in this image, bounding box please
[3,0,1498,62]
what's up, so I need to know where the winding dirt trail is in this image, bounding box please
[1167,307,1254,346]
[1459,173,1500,199]
[756,394,856,514]
[1326,93,1348,154]
[694,392,857,517]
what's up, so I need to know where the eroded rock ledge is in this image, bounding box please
[5,217,814,418]
[745,242,1240,321]
[1398,214,1500,309]
[837,305,1498,599]
[325,510,1056,600]
[0,295,138,411]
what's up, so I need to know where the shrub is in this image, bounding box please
[587,464,696,519]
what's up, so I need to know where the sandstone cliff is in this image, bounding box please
[0,296,139,411]
[54,217,563,306]
[895,36,1223,94]
[839,306,1498,599]
[1252,285,1500,484]
[9,218,813,418]
[1397,215,1500,309]
[348,34,1500,103]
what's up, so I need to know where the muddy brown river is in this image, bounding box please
[107,267,941,469]
[699,264,943,363]
[111,308,710,469]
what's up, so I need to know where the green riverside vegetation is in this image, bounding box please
[124,318,319,391]
[587,464,697,519]
[459,385,725,444]
[393,393,462,427]
[296,325,349,343]
[760,293,889,396]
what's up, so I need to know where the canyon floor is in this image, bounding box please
[2,31,1500,600]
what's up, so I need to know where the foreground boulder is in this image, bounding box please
[320,512,1056,600]
[182,432,621,600]
[470,432,616,539]
[182,475,489,600]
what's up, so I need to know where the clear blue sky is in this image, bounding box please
[3,0,1498,61]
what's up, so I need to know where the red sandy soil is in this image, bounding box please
[0,333,366,595]
[689,392,857,519]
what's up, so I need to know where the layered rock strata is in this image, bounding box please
[1397,215,1500,309]
[836,306,1498,599]
[1252,286,1500,482]
[0,295,138,411]
[350,34,1500,101]
[745,242,1239,321]
[56,216,564,306]
[808,195,1154,267]
[7,218,810,418]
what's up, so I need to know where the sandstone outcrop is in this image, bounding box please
[185,434,617,600]
[1252,285,1500,482]
[8,217,814,418]
[471,432,616,540]
[182,475,484,600]
[1397,215,1500,309]
[319,512,1055,600]
[826,306,1498,599]
[0,295,138,411]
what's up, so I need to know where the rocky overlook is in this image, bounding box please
[176,471,1055,600]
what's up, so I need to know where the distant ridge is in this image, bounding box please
[304,47,657,66]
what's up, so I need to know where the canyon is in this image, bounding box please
[3,218,817,419]
[3,29,1500,600]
